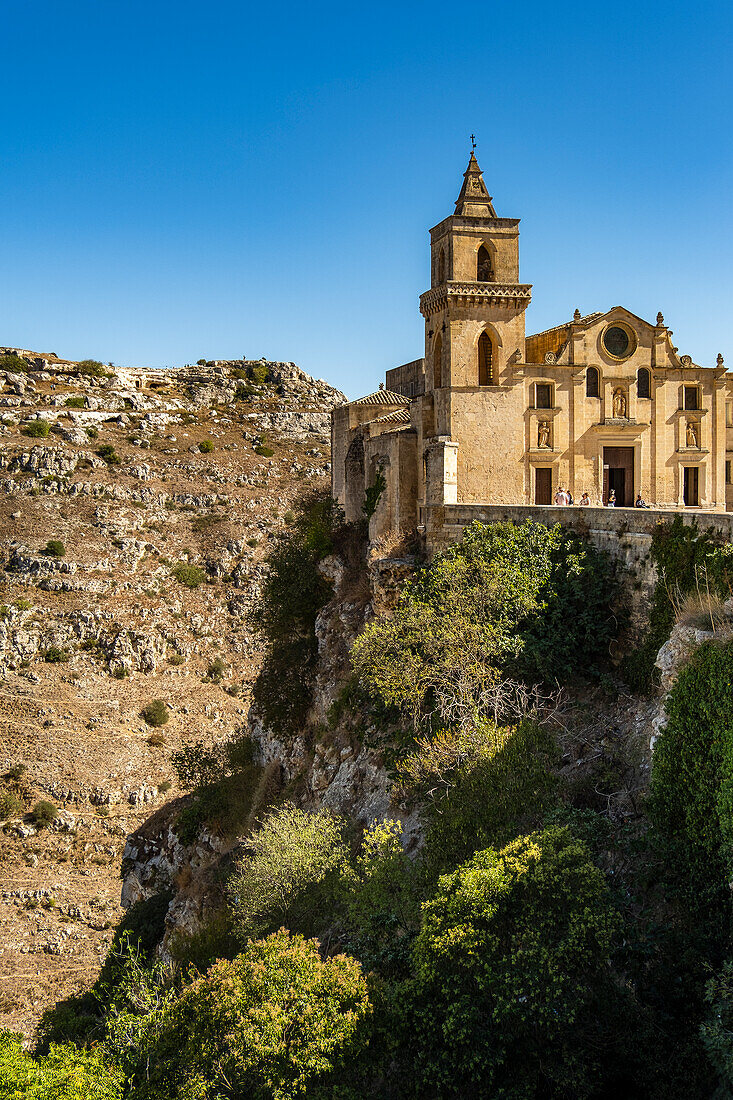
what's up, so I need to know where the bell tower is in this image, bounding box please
[420,150,532,413]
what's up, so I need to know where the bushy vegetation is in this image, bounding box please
[0,352,28,373]
[64,396,85,408]
[198,439,214,453]
[0,1031,124,1099]
[23,419,50,438]
[97,444,121,466]
[411,827,623,1098]
[31,515,733,1098]
[170,561,206,588]
[76,359,110,377]
[352,520,619,741]
[251,492,346,735]
[622,515,733,692]
[43,539,66,557]
[141,700,169,728]
[31,800,58,827]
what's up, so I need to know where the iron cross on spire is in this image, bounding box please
[470,133,476,151]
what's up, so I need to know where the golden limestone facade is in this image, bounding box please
[331,153,731,547]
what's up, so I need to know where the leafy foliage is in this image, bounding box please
[0,353,28,373]
[648,639,733,926]
[31,800,58,826]
[76,359,110,377]
[702,960,733,1095]
[141,699,169,727]
[230,803,347,938]
[96,443,121,466]
[0,1031,123,1099]
[251,492,344,736]
[123,931,371,1100]
[622,515,733,692]
[410,826,622,1099]
[352,520,619,738]
[43,539,66,557]
[363,468,387,520]
[23,419,50,437]
[170,561,206,588]
[198,439,214,453]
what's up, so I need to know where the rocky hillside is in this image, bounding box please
[0,348,344,1035]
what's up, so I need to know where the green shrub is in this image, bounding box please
[125,931,370,1100]
[86,426,98,440]
[170,561,206,588]
[648,639,733,926]
[31,800,58,827]
[0,1031,124,1099]
[0,787,24,820]
[0,353,28,373]
[23,419,50,438]
[251,492,344,735]
[230,803,347,938]
[410,720,560,872]
[96,443,120,466]
[352,519,619,739]
[141,699,169,728]
[43,646,69,663]
[254,444,274,457]
[411,826,622,1099]
[198,439,214,453]
[43,539,66,557]
[702,960,733,1093]
[248,362,270,385]
[205,656,226,682]
[76,359,109,376]
[622,515,733,693]
[64,396,85,408]
[283,509,295,525]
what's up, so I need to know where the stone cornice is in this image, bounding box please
[420,281,533,317]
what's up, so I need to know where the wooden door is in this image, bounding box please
[535,467,552,505]
[684,466,699,507]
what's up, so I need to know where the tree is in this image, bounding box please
[410,826,621,1099]
[130,931,371,1100]
[351,520,618,738]
[0,1031,123,1100]
[230,803,347,937]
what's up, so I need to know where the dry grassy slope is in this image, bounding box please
[0,352,344,1036]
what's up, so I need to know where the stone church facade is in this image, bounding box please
[332,152,731,547]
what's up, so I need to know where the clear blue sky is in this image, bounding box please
[2,0,731,398]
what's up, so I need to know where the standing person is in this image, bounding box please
[567,490,574,505]
[579,492,590,506]
[607,490,616,507]
[554,487,567,506]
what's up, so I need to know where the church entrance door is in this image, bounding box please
[603,447,634,506]
[535,467,552,505]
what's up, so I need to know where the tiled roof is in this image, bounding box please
[352,389,409,406]
[372,408,411,425]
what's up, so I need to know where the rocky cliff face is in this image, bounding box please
[0,348,344,1035]
[118,543,423,959]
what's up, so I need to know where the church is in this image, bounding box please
[331,151,731,547]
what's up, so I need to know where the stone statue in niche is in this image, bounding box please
[686,421,698,448]
[538,420,550,448]
[612,388,627,419]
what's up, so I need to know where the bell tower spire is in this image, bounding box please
[454,149,497,218]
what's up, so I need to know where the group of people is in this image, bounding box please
[553,487,651,508]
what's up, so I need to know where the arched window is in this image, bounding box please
[637,367,651,399]
[478,332,493,385]
[477,245,494,283]
[438,249,445,285]
[433,334,442,389]
[586,366,599,398]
